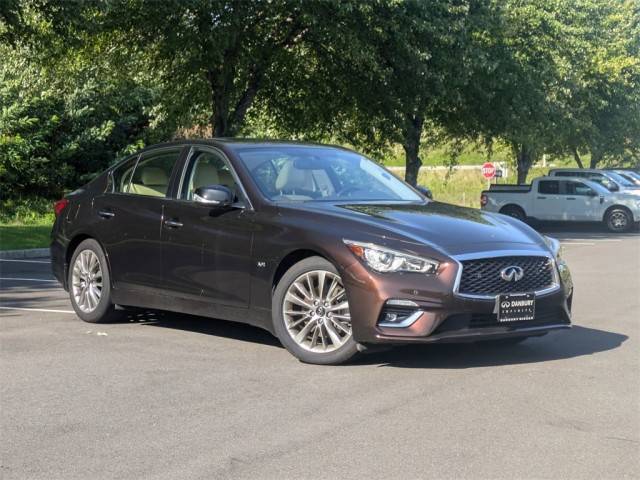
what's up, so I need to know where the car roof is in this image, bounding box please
[135,138,352,153]
[536,176,608,191]
[548,168,605,173]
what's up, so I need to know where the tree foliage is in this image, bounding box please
[1,0,638,202]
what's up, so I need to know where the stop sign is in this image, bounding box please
[481,162,496,179]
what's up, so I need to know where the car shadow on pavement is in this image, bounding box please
[361,326,627,369]
[122,310,626,368]
[121,309,283,348]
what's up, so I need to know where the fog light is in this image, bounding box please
[378,301,423,328]
[383,312,399,323]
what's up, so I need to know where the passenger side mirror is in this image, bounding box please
[194,185,233,208]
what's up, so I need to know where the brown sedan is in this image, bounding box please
[51,140,573,364]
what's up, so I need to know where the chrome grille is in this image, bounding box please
[458,256,555,297]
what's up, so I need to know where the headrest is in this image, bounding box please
[141,167,168,186]
[275,161,309,191]
[193,163,220,188]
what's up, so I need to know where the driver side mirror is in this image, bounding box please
[194,185,234,208]
[416,185,433,199]
[586,190,597,197]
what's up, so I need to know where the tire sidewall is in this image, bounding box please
[68,239,114,323]
[272,256,358,365]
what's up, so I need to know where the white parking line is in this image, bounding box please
[0,277,58,283]
[0,259,51,264]
[0,306,74,314]
[561,242,595,246]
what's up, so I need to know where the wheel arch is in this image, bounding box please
[272,249,330,293]
[603,204,633,222]
[65,234,111,289]
[499,203,527,217]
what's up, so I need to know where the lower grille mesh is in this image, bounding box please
[459,256,555,296]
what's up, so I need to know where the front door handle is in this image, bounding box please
[98,209,115,219]
[164,219,183,229]
[537,196,547,200]
[566,197,576,200]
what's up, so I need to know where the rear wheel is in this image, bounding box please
[68,239,120,323]
[500,205,526,222]
[605,207,632,233]
[272,257,358,365]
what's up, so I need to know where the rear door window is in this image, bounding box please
[128,149,182,198]
[538,181,560,194]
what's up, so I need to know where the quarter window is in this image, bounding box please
[111,156,138,193]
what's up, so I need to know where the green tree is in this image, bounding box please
[554,0,640,169]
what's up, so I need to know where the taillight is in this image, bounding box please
[54,198,70,217]
[480,194,488,207]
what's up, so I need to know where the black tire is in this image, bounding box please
[68,238,120,323]
[500,205,527,222]
[272,256,359,365]
[604,207,633,233]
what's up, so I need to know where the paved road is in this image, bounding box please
[1,228,639,479]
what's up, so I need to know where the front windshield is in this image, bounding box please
[605,171,638,188]
[615,171,640,185]
[236,146,423,202]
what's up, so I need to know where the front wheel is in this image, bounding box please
[272,257,358,365]
[500,205,526,222]
[68,239,120,323]
[605,208,632,233]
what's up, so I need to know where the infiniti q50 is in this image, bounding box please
[51,140,573,364]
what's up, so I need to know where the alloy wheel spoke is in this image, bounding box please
[283,270,352,353]
[285,292,313,310]
[324,321,343,346]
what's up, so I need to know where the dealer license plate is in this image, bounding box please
[497,293,535,322]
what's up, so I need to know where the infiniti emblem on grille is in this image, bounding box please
[500,266,524,282]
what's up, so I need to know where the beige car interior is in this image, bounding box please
[128,167,169,197]
[187,159,236,200]
[273,160,334,200]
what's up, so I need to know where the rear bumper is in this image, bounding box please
[50,237,68,290]
[342,255,573,345]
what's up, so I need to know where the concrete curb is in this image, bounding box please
[0,248,50,260]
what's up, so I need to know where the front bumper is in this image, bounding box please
[342,254,573,345]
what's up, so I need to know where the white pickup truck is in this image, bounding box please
[481,176,640,232]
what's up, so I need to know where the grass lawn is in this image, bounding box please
[0,224,52,251]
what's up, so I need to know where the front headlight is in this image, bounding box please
[343,239,439,274]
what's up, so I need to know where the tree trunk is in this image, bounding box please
[402,115,424,187]
[572,147,584,169]
[590,148,603,169]
[207,70,230,137]
[516,144,534,184]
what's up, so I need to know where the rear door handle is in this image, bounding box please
[98,209,115,219]
[164,219,183,229]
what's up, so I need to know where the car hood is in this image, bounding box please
[288,201,547,256]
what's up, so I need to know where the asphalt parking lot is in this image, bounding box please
[1,227,639,480]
